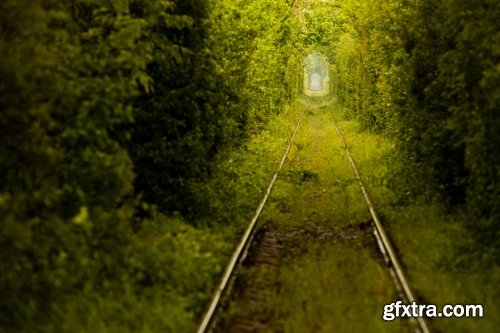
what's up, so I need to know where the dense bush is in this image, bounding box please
[0,0,296,330]
[128,0,295,216]
[0,0,140,326]
[332,0,500,254]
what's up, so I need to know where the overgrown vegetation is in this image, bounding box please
[326,0,500,330]
[331,0,500,255]
[0,0,298,331]
[337,119,500,332]
[1,0,499,331]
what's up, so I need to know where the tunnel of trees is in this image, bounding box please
[0,0,498,331]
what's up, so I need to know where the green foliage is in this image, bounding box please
[438,0,500,245]
[2,0,497,330]
[198,105,300,228]
[331,0,500,253]
[340,118,500,332]
[0,0,140,326]
[127,0,296,215]
[0,0,298,330]
[124,0,211,214]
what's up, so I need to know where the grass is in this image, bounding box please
[275,241,404,333]
[336,108,500,332]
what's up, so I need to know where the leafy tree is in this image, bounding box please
[331,0,500,256]
[0,0,299,330]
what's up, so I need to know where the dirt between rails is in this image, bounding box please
[214,221,378,333]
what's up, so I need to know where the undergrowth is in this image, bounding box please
[337,110,500,332]
[22,105,301,333]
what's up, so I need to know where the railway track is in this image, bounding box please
[196,108,306,333]
[329,111,431,333]
[197,106,430,333]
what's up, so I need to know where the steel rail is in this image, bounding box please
[329,111,431,333]
[196,108,306,333]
